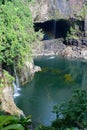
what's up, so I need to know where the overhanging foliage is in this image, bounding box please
[0,0,39,68]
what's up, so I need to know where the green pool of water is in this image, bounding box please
[14,56,87,126]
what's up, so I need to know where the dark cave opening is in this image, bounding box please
[34,19,71,40]
[34,19,84,40]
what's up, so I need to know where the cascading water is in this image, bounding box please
[53,20,56,38]
[14,64,20,88]
[13,63,20,98]
[34,0,72,39]
[13,82,19,96]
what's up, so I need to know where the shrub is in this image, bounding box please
[52,89,87,129]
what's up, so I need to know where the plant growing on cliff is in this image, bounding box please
[0,70,14,88]
[0,0,41,69]
[79,2,87,19]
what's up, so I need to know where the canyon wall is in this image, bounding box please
[30,0,85,22]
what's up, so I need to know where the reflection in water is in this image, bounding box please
[47,56,55,59]
[14,56,87,127]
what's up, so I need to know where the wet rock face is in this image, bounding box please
[30,0,50,22]
[32,38,87,60]
[0,70,24,116]
[0,86,24,116]
[32,39,66,56]
[65,38,87,47]
[30,0,84,22]
[18,60,41,85]
[81,50,87,59]
[69,0,84,13]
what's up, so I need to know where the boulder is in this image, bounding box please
[81,50,87,59]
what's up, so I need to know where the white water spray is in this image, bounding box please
[13,82,20,97]
[53,20,56,38]
[13,63,20,98]
[47,56,55,60]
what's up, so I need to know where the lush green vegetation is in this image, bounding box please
[66,26,80,40]
[66,1,87,41]
[0,0,43,88]
[79,2,87,19]
[0,114,31,130]
[0,0,41,69]
[65,18,84,42]
[0,70,14,88]
[1,89,87,130]
[36,89,87,130]
[52,89,87,129]
[0,0,42,128]
[0,1,87,130]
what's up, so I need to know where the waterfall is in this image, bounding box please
[13,82,20,97]
[13,62,20,97]
[50,0,72,38]
[14,63,20,88]
[53,20,56,38]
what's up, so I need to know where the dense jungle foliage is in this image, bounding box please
[36,90,87,130]
[0,0,40,69]
[0,0,41,128]
[0,0,43,88]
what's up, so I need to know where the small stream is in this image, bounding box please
[14,56,87,127]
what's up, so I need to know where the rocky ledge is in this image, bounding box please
[32,38,87,60]
[0,86,24,116]
[62,45,87,59]
[0,70,24,116]
[18,59,41,85]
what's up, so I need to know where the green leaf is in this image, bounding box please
[0,115,19,128]
[1,124,25,130]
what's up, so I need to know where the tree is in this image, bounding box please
[52,89,87,129]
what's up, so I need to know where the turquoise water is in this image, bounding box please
[14,56,87,126]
